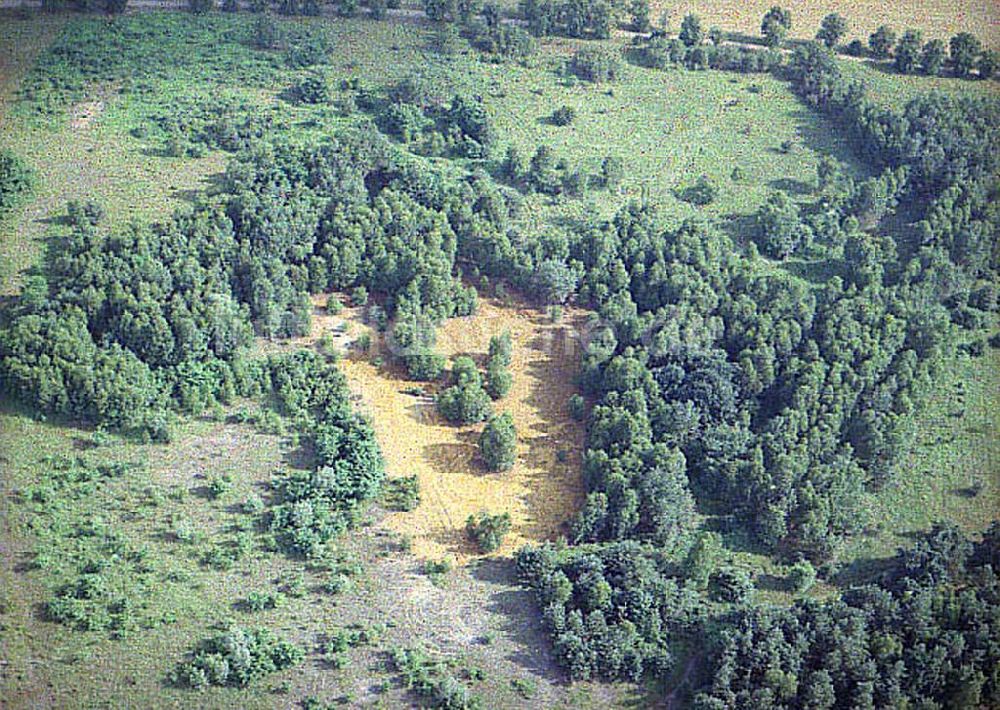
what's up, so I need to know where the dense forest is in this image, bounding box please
[0,2,997,707]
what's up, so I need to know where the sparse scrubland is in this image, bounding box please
[0,3,997,708]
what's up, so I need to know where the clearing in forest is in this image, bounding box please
[309,295,588,562]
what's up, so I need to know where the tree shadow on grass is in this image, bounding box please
[768,177,813,195]
[831,554,896,588]
[468,558,570,684]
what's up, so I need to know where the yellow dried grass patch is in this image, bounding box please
[654,0,1000,49]
[309,295,588,563]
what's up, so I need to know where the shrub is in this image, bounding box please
[351,285,369,306]
[391,647,483,709]
[245,590,285,611]
[171,628,303,688]
[285,37,330,68]
[601,155,624,190]
[479,412,517,471]
[569,47,623,82]
[403,350,446,381]
[678,175,717,205]
[788,559,817,593]
[383,475,421,512]
[568,394,586,421]
[488,332,512,367]
[251,14,279,50]
[485,360,512,399]
[189,0,214,13]
[294,72,330,104]
[710,567,754,603]
[551,105,576,126]
[437,382,492,424]
[466,511,512,552]
[0,151,34,214]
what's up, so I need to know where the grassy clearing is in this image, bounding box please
[0,396,637,709]
[839,350,1000,570]
[297,294,589,562]
[838,57,1000,109]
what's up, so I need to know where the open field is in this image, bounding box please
[0,398,639,709]
[305,295,589,562]
[839,57,1000,108]
[653,0,1000,49]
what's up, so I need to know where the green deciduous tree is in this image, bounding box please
[479,412,517,470]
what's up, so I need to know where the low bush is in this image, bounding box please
[466,510,511,552]
[171,627,303,688]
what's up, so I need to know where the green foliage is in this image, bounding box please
[679,14,703,48]
[487,331,512,367]
[471,22,536,60]
[978,50,999,80]
[920,39,946,76]
[678,175,718,206]
[601,155,624,190]
[466,510,511,552]
[484,359,512,399]
[0,150,34,215]
[570,47,623,83]
[189,0,214,13]
[550,105,576,126]
[244,590,286,611]
[709,567,754,603]
[294,71,330,104]
[950,32,982,78]
[894,29,923,74]
[753,189,806,258]
[696,526,1000,708]
[761,5,792,47]
[383,475,421,512]
[391,647,484,709]
[171,627,303,688]
[787,559,816,593]
[520,0,612,39]
[479,413,517,471]
[423,0,456,22]
[869,25,896,59]
[517,542,703,681]
[815,13,847,49]
[437,359,493,423]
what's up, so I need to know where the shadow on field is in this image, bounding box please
[469,557,568,683]
[768,177,813,195]
[832,554,896,588]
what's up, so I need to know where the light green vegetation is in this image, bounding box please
[841,350,1000,567]
[838,57,1000,109]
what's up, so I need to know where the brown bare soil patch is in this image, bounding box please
[306,295,588,562]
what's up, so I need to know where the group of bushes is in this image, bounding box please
[635,35,781,74]
[371,88,496,160]
[500,143,617,199]
[854,25,998,79]
[465,510,511,551]
[171,627,303,688]
[695,524,1000,708]
[391,646,483,709]
[137,93,279,157]
[0,150,34,216]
